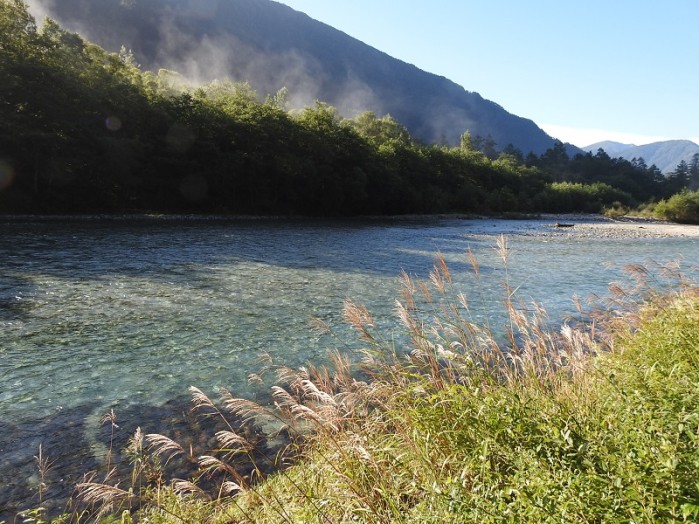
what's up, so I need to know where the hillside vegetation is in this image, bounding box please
[2,1,696,218]
[31,0,559,152]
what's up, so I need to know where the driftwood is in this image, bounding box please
[554,223,575,228]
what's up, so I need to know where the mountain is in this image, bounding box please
[584,141,635,157]
[28,0,565,154]
[583,140,699,173]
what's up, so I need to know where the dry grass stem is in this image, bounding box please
[495,234,510,263]
[77,482,134,505]
[343,299,375,342]
[189,386,217,412]
[172,479,211,500]
[399,269,416,310]
[34,444,53,504]
[467,246,480,277]
[215,430,252,452]
[144,433,185,464]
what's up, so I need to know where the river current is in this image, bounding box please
[1,216,697,516]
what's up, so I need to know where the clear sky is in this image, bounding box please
[278,1,698,147]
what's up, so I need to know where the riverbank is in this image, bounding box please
[3,217,697,521]
[104,258,699,523]
[540,214,699,239]
[4,212,698,238]
[464,214,699,239]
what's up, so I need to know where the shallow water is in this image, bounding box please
[1,217,697,516]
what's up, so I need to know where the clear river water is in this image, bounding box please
[1,216,697,516]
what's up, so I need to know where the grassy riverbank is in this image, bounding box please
[60,247,699,523]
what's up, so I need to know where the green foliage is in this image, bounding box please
[396,295,699,522]
[602,201,630,218]
[349,111,412,148]
[533,182,634,213]
[532,146,665,204]
[690,153,699,191]
[654,189,699,224]
[0,5,682,216]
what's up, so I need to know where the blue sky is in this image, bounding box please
[279,1,698,147]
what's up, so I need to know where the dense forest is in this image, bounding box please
[29,0,563,153]
[1,0,697,216]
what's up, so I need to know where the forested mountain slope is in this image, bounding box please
[0,1,676,215]
[30,0,562,154]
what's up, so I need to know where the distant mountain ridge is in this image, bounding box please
[29,0,568,154]
[583,140,699,173]
[583,140,634,157]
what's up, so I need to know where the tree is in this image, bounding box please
[350,111,411,148]
[459,130,473,151]
[689,153,699,190]
[264,86,289,111]
[118,45,139,68]
[665,159,689,196]
[631,156,647,170]
[0,0,36,56]
[481,134,498,160]
[469,133,498,159]
[501,143,524,163]
[538,140,570,180]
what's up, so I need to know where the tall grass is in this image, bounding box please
[64,237,698,523]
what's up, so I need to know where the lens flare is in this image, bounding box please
[105,116,122,131]
[0,159,15,190]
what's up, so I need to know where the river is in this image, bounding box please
[1,216,697,517]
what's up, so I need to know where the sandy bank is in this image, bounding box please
[565,221,699,239]
[456,215,699,240]
[540,215,699,239]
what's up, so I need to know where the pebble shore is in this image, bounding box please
[541,215,699,239]
[460,215,699,240]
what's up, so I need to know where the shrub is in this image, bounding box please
[654,189,699,224]
[602,200,629,218]
[536,182,634,213]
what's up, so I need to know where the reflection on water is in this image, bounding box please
[0,217,697,517]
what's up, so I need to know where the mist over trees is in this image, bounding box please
[26,0,563,152]
[0,1,688,216]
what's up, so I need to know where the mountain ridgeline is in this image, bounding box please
[29,0,561,154]
[584,140,699,174]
